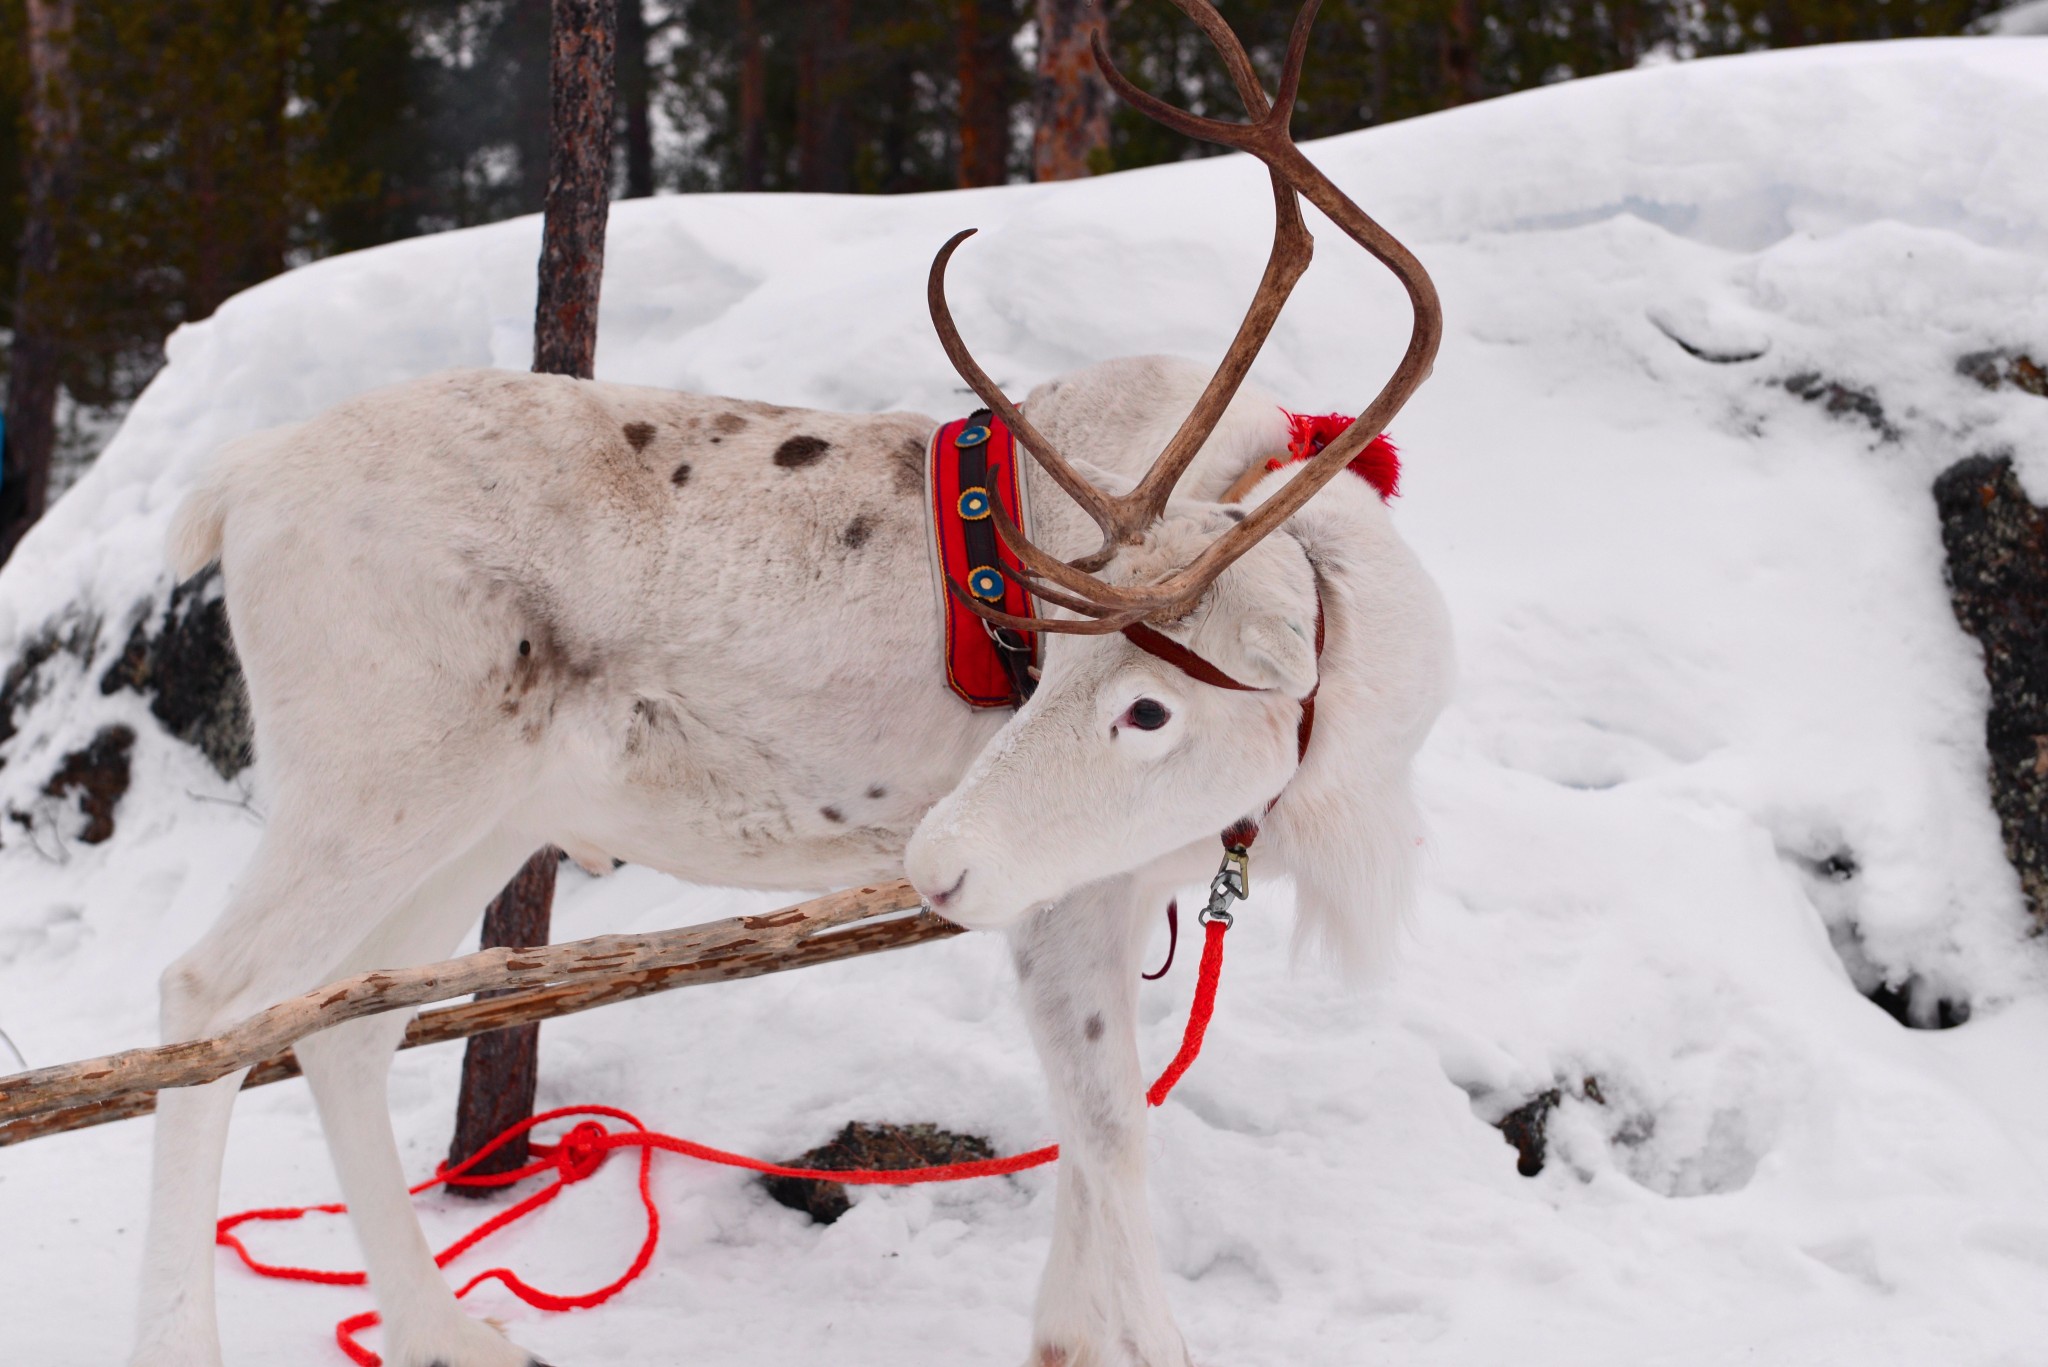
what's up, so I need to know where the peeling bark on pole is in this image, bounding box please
[0,881,944,1143]
[1032,0,1110,182]
[1,0,79,568]
[451,0,618,1187]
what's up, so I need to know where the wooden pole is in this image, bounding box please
[0,881,945,1146]
[450,0,619,1185]
[449,850,559,1187]
[533,0,618,380]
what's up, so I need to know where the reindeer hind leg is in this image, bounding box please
[129,776,529,1367]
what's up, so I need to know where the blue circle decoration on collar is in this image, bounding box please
[957,487,993,520]
[957,424,992,447]
[968,567,1006,601]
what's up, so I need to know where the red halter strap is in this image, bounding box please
[1119,601,1325,778]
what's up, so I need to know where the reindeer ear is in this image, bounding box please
[1236,612,1319,697]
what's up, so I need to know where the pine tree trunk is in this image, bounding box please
[737,0,767,189]
[450,0,615,1188]
[1,0,78,568]
[796,0,853,192]
[1441,0,1481,106]
[445,850,558,1189]
[956,0,1010,187]
[618,0,655,198]
[532,0,617,380]
[1032,0,1110,182]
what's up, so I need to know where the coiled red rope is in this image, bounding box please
[216,917,1231,1366]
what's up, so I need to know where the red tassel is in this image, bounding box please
[1279,410,1400,501]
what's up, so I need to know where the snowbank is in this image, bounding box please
[4,38,2047,1367]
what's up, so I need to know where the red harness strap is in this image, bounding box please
[929,411,1038,707]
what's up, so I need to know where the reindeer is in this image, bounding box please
[130,4,1450,1364]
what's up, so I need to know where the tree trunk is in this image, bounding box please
[1441,0,1481,107]
[796,0,853,192]
[447,850,559,1189]
[1,0,79,568]
[451,0,615,1187]
[532,0,617,380]
[737,0,766,189]
[617,0,655,198]
[1032,0,1110,182]
[956,0,1011,187]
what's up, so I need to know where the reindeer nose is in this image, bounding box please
[927,869,968,909]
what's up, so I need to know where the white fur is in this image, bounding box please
[135,356,1450,1367]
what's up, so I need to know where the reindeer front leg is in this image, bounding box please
[1011,878,1191,1367]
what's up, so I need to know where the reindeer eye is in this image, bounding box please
[1126,699,1171,731]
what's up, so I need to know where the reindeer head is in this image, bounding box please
[907,0,1451,970]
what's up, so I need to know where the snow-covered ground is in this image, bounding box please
[5,37,2048,1367]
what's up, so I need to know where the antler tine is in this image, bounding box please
[928,229,1123,559]
[944,575,1150,637]
[919,0,1440,633]
[1092,3,1319,526]
[1127,146,1444,609]
[1155,0,1271,116]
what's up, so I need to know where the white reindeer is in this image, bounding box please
[132,4,1451,1364]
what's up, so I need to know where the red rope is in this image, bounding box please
[216,918,1232,1366]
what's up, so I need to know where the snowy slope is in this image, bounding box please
[5,37,2048,1367]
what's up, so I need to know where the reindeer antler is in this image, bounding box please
[929,0,1442,633]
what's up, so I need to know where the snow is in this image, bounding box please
[6,37,2048,1367]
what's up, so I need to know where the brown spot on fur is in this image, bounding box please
[1084,1013,1104,1042]
[866,784,886,799]
[670,462,692,486]
[774,435,831,468]
[893,436,926,494]
[622,421,657,451]
[820,805,844,824]
[713,411,748,435]
[1036,1349,1070,1367]
[841,514,873,549]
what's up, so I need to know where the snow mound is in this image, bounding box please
[4,39,2048,1367]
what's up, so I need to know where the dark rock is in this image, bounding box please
[1933,453,2048,929]
[762,1121,996,1225]
[0,615,97,762]
[1958,349,2048,399]
[1495,1088,1562,1177]
[41,725,135,844]
[100,565,251,778]
[1865,976,1972,1030]
[1783,372,1896,439]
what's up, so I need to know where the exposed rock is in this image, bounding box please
[1495,1088,1562,1177]
[1783,372,1896,439]
[0,615,98,762]
[40,725,136,844]
[1958,348,2048,399]
[762,1121,996,1225]
[1932,453,2048,929]
[99,565,251,778]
